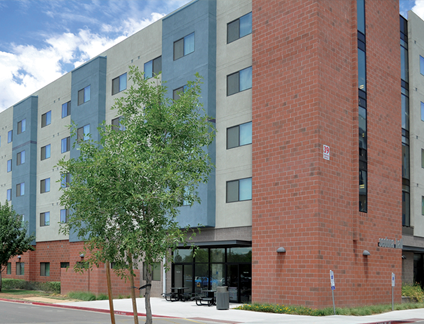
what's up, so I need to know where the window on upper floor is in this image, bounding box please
[174,32,194,61]
[41,144,51,161]
[17,119,26,134]
[421,102,424,122]
[17,150,25,166]
[227,12,252,44]
[421,55,424,75]
[16,262,24,275]
[227,66,252,96]
[8,130,12,143]
[40,262,50,276]
[16,182,25,197]
[7,159,12,172]
[173,85,188,100]
[227,122,252,149]
[40,212,50,226]
[62,101,71,118]
[226,177,252,203]
[111,117,125,131]
[7,189,11,201]
[60,209,69,223]
[78,85,91,105]
[61,173,71,188]
[77,124,90,142]
[112,73,127,95]
[41,111,51,128]
[40,178,50,194]
[144,56,162,79]
[61,136,70,153]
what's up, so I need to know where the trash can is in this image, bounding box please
[216,286,229,310]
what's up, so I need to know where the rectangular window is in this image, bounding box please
[173,33,194,61]
[62,101,71,118]
[227,66,252,96]
[40,212,50,226]
[401,45,409,82]
[61,173,71,188]
[77,124,90,142]
[144,56,162,79]
[41,111,51,127]
[6,262,11,275]
[16,183,25,197]
[60,209,68,223]
[227,122,252,149]
[40,178,50,194]
[421,102,424,122]
[7,189,11,201]
[143,262,161,281]
[17,119,26,134]
[111,117,125,131]
[17,150,25,166]
[16,262,24,275]
[41,144,51,160]
[173,86,187,100]
[358,48,366,91]
[60,262,70,268]
[403,187,410,226]
[401,94,409,131]
[357,0,365,34]
[40,262,50,276]
[359,166,367,213]
[421,55,424,75]
[403,143,410,180]
[112,73,127,95]
[78,85,91,105]
[7,159,12,172]
[8,130,12,143]
[227,12,252,44]
[61,137,70,153]
[226,178,252,203]
[422,149,424,168]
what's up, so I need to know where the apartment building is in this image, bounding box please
[1,0,423,308]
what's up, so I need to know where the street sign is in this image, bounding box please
[323,145,330,160]
[392,273,395,287]
[330,270,335,290]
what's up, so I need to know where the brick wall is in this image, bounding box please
[402,252,414,284]
[251,0,401,308]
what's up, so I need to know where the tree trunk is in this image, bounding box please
[105,261,116,324]
[145,264,153,324]
[128,253,139,324]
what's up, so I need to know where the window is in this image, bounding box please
[7,159,12,172]
[421,102,424,122]
[7,189,11,201]
[357,0,365,34]
[16,262,24,275]
[144,56,162,79]
[16,183,24,197]
[6,262,11,275]
[422,149,424,168]
[41,144,51,160]
[227,67,252,96]
[40,262,50,276]
[60,262,70,269]
[8,130,12,143]
[61,137,70,153]
[421,55,424,75]
[77,124,90,142]
[40,178,50,194]
[78,85,91,105]
[173,32,194,60]
[143,262,161,281]
[41,111,51,127]
[61,173,71,188]
[40,212,50,226]
[60,209,68,223]
[422,196,424,216]
[17,150,25,165]
[227,122,252,149]
[17,119,26,134]
[358,48,366,91]
[227,12,252,44]
[62,101,71,118]
[226,178,252,202]
[173,85,188,100]
[111,117,125,131]
[112,73,127,95]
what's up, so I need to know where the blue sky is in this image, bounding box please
[0,0,422,112]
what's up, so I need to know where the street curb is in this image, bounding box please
[0,298,175,318]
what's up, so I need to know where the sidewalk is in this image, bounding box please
[59,297,424,324]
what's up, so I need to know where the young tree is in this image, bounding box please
[57,67,215,324]
[0,201,35,292]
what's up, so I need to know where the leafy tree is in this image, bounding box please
[57,67,215,324]
[0,201,35,292]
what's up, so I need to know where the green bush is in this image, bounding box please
[402,283,424,302]
[2,279,28,290]
[96,293,109,300]
[1,279,60,294]
[68,291,96,301]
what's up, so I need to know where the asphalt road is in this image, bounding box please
[0,301,223,324]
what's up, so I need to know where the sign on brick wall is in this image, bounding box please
[323,145,330,160]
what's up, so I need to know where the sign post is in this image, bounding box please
[391,273,395,311]
[330,270,336,315]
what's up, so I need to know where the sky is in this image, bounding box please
[0,0,422,113]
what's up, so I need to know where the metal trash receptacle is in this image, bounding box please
[216,286,229,310]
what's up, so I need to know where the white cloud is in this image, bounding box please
[412,0,424,20]
[0,12,164,112]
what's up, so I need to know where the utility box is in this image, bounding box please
[216,286,229,310]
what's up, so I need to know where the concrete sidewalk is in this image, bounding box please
[60,297,424,324]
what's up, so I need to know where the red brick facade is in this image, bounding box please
[251,0,402,308]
